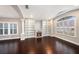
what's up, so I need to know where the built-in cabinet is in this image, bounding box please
[24,19,51,38]
[24,19,35,38]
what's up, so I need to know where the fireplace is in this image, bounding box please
[36,32,42,43]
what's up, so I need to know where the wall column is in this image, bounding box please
[21,19,25,40]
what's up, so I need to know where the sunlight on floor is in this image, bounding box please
[28,47,36,54]
[44,45,53,54]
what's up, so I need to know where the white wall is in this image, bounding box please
[35,20,42,32]
[0,5,20,18]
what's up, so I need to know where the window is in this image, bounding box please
[10,24,13,34]
[0,23,3,35]
[0,23,17,35]
[10,24,17,34]
[14,24,17,34]
[56,16,76,36]
[4,23,8,34]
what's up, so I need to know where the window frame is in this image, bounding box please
[0,22,18,36]
[4,23,8,35]
[0,23,3,35]
[56,16,76,37]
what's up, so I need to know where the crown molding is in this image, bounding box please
[53,7,79,20]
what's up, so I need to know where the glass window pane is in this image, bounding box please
[0,23,3,29]
[14,29,17,34]
[4,23,8,34]
[10,24,17,34]
[10,24,13,34]
[10,24,13,29]
[0,29,3,34]
[14,24,17,29]
[10,29,13,34]
[4,29,8,34]
[4,23,8,29]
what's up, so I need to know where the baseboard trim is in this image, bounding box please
[24,36,51,39]
[0,38,20,43]
[51,37,79,49]
[50,35,79,45]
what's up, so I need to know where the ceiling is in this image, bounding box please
[0,5,78,20]
[18,5,77,20]
[0,5,20,18]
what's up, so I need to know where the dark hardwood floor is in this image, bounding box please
[0,37,79,54]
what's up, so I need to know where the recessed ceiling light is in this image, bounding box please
[25,5,29,9]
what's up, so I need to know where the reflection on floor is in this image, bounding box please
[20,37,79,54]
[0,37,79,54]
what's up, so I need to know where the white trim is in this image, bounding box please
[54,8,79,20]
[20,18,25,40]
[51,36,79,46]
[21,19,25,34]
[0,37,20,40]
[0,22,18,36]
